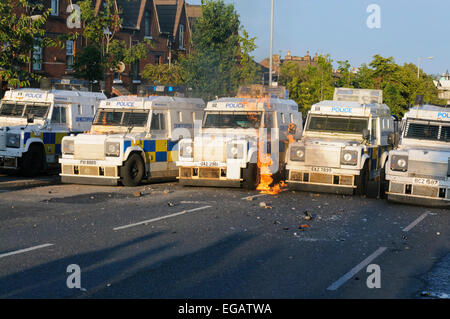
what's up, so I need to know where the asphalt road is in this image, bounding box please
[0,173,448,299]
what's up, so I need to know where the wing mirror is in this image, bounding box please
[27,114,34,124]
[388,132,400,148]
[362,128,370,140]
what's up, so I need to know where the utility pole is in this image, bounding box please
[417,56,434,79]
[269,0,274,87]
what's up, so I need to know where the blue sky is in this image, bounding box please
[188,0,450,75]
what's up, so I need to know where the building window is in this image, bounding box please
[179,24,185,49]
[51,0,59,16]
[32,41,42,71]
[132,61,140,82]
[144,11,151,38]
[154,55,160,65]
[66,40,74,69]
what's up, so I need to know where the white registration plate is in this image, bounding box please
[80,160,98,165]
[414,178,439,186]
[200,161,219,167]
[311,167,332,173]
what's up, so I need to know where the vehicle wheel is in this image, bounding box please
[356,162,369,196]
[20,144,45,177]
[120,153,145,187]
[242,163,258,190]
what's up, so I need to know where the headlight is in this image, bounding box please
[6,133,21,148]
[290,146,305,162]
[105,141,120,157]
[180,143,193,158]
[340,150,358,166]
[227,143,244,159]
[391,155,408,172]
[62,140,74,155]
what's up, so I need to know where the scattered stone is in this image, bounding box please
[163,189,170,194]
[283,227,289,231]
[402,235,408,240]
[436,232,440,236]
[259,202,267,208]
[299,224,309,230]
[303,211,313,221]
[133,191,142,197]
[273,220,281,225]
[168,202,175,207]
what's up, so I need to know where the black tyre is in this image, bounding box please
[356,162,369,196]
[242,163,258,190]
[20,144,45,177]
[379,166,388,198]
[120,153,145,187]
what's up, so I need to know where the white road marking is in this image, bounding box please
[403,212,429,232]
[0,243,54,259]
[327,247,387,291]
[113,206,212,231]
[241,194,267,201]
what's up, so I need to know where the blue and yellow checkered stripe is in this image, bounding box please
[124,139,178,163]
[364,145,391,171]
[24,132,69,155]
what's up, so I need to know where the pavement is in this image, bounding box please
[0,173,448,299]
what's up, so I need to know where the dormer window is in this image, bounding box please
[144,11,151,38]
[179,24,185,49]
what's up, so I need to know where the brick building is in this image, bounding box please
[2,0,201,97]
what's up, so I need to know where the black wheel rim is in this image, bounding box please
[130,163,139,179]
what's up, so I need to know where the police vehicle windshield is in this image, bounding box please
[307,115,368,134]
[203,111,262,129]
[405,120,450,142]
[0,101,50,118]
[93,109,150,127]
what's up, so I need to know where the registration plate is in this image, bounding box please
[200,161,219,167]
[80,160,98,165]
[414,178,439,186]
[311,167,332,173]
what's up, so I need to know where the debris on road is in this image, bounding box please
[421,291,449,299]
[168,202,175,207]
[303,211,313,221]
[133,191,142,197]
[259,202,272,209]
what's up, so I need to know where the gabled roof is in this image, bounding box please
[95,0,147,31]
[154,0,185,37]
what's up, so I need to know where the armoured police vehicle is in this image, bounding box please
[286,88,396,196]
[0,87,106,176]
[59,86,205,186]
[177,85,303,189]
[386,104,450,207]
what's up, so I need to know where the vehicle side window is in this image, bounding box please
[371,119,377,141]
[264,112,274,128]
[51,106,66,124]
[151,113,165,131]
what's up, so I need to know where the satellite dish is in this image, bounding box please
[112,62,126,73]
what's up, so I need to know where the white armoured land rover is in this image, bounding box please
[386,105,450,207]
[286,88,396,196]
[177,85,303,189]
[59,90,205,186]
[0,88,106,176]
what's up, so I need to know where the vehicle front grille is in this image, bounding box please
[408,160,447,179]
[74,144,105,160]
[305,147,341,168]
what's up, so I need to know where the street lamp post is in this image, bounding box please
[269,0,274,87]
[417,56,434,79]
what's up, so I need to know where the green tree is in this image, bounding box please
[142,63,184,85]
[181,0,257,101]
[0,0,62,87]
[73,0,150,83]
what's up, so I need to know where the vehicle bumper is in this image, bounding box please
[60,163,120,185]
[387,193,449,208]
[177,163,243,188]
[61,175,118,186]
[286,168,357,195]
[178,178,241,188]
[287,180,355,195]
[0,155,19,169]
[386,177,449,207]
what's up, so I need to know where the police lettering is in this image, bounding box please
[332,107,352,113]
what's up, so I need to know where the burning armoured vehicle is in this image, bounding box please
[0,87,106,176]
[386,105,450,207]
[286,88,397,196]
[177,85,303,190]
